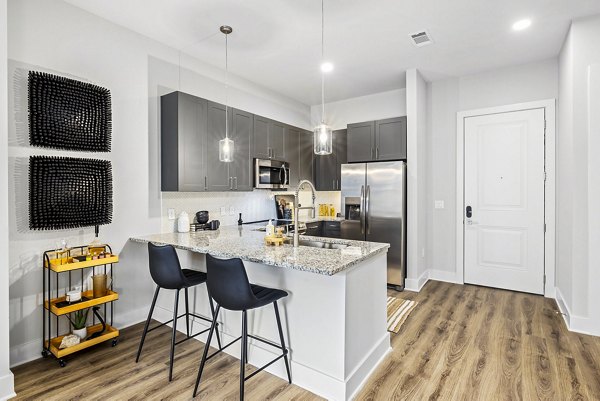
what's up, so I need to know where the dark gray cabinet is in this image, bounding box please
[315,129,347,191]
[347,121,374,163]
[254,116,285,160]
[347,116,406,162]
[161,92,208,192]
[231,108,254,191]
[285,126,300,188]
[299,130,314,183]
[206,102,253,191]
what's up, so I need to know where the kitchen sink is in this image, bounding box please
[285,238,348,249]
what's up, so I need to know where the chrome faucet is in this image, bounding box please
[293,180,317,247]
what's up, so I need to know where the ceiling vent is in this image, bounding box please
[409,30,433,47]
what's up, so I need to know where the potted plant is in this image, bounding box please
[68,309,89,340]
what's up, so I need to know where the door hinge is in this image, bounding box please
[544,120,547,131]
[544,223,547,233]
[543,275,546,286]
[544,171,547,181]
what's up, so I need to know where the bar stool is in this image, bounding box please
[193,254,291,400]
[136,243,222,381]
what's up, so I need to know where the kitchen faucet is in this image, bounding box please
[293,180,317,247]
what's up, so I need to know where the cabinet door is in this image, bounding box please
[161,92,207,192]
[347,121,375,162]
[285,126,300,188]
[299,130,314,183]
[269,120,286,160]
[375,116,406,160]
[231,108,253,191]
[314,147,337,191]
[206,101,232,191]
[333,129,347,190]
[253,115,270,159]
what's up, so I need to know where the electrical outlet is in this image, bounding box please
[167,208,176,220]
[229,206,235,215]
[434,200,445,209]
[220,207,226,216]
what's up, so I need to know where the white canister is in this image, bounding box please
[177,211,190,233]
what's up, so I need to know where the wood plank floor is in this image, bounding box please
[12,281,600,400]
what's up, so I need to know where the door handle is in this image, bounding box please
[366,185,371,235]
[466,205,472,218]
[360,185,365,235]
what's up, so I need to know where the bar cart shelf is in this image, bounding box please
[42,244,119,367]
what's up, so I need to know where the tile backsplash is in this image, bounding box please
[161,190,341,232]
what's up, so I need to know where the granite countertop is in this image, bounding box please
[129,225,389,276]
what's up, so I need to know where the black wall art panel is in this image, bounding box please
[29,156,113,230]
[28,71,112,151]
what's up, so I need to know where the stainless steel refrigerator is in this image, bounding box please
[340,161,406,290]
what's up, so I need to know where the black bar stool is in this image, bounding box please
[136,243,222,381]
[193,254,291,400]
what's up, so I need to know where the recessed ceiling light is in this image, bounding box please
[512,19,532,31]
[320,62,334,73]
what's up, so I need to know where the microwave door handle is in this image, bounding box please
[283,166,288,186]
[360,185,365,235]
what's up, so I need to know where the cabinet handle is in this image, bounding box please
[234,177,238,190]
[371,147,374,159]
[229,177,233,190]
[376,147,379,159]
[204,176,208,191]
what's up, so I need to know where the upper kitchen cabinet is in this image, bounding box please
[254,115,285,160]
[315,129,347,191]
[375,116,407,160]
[206,102,253,192]
[161,91,208,192]
[285,126,300,188]
[347,116,406,162]
[206,101,233,191]
[299,130,314,183]
[347,121,374,162]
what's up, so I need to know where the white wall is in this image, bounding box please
[7,0,311,368]
[556,15,600,336]
[405,69,429,290]
[310,88,406,130]
[424,58,558,284]
[0,0,15,397]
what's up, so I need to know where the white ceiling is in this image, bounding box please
[64,0,600,105]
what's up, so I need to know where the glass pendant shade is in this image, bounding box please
[313,123,333,155]
[219,137,234,162]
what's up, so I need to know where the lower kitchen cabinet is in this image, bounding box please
[314,129,347,191]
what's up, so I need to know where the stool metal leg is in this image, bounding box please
[169,289,180,382]
[136,285,160,363]
[240,310,247,401]
[184,287,190,338]
[193,305,221,398]
[207,293,222,350]
[243,310,248,365]
[274,301,292,384]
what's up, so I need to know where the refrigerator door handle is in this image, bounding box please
[365,185,371,235]
[360,185,365,234]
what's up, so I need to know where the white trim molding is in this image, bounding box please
[456,99,557,297]
[555,287,600,336]
[405,269,429,292]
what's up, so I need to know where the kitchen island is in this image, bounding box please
[129,225,390,401]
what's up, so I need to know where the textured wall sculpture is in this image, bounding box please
[28,71,112,151]
[29,156,113,230]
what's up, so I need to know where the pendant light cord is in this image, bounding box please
[321,0,325,124]
[225,32,229,139]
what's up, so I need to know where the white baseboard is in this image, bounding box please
[405,270,429,292]
[428,269,461,284]
[0,372,15,401]
[347,336,391,400]
[555,287,600,337]
[10,305,150,368]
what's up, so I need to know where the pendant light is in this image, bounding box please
[314,0,333,155]
[219,25,234,163]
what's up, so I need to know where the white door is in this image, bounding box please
[463,108,545,294]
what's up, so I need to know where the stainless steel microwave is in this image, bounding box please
[254,159,289,189]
